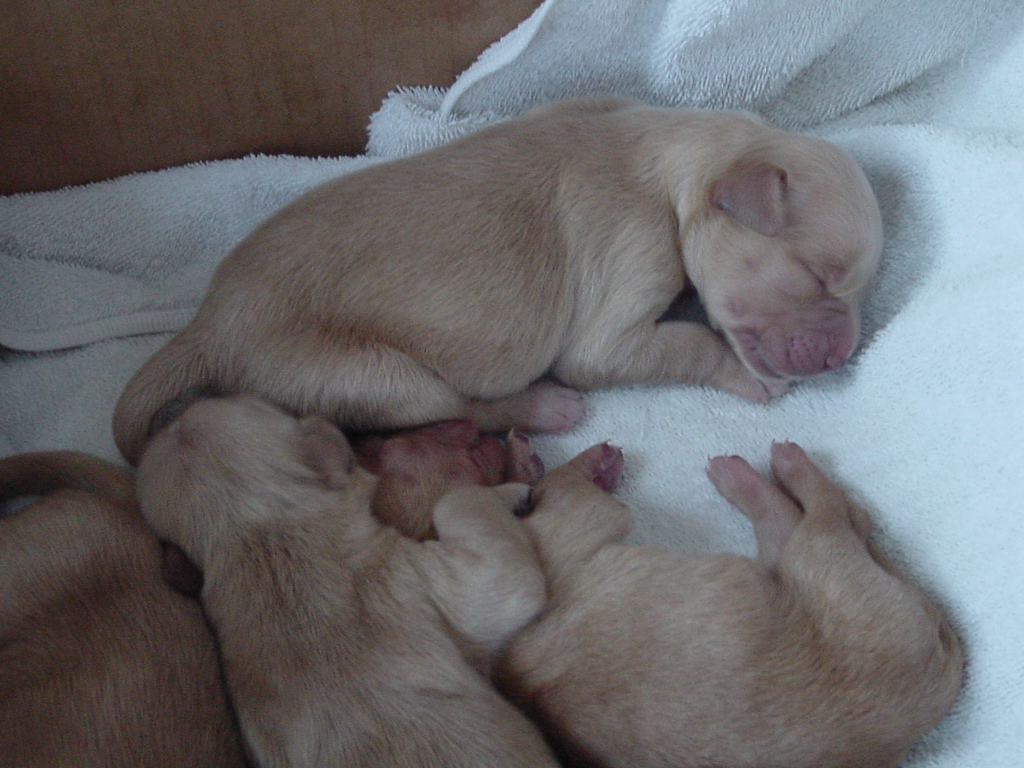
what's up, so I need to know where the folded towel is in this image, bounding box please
[0,155,378,353]
[2,1,1023,765]
[367,0,1021,157]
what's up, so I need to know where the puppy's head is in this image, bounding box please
[684,131,883,384]
[354,420,511,539]
[136,396,375,565]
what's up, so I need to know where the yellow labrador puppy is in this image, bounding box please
[114,97,883,463]
[134,395,560,768]
[498,442,963,768]
[0,451,245,768]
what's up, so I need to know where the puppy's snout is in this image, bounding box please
[786,326,855,376]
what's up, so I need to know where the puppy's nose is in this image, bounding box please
[787,331,852,375]
[824,352,846,370]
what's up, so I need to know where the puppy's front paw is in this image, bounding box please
[705,454,768,504]
[719,368,791,404]
[575,442,625,492]
[769,441,873,538]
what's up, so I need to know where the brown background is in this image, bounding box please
[1,0,541,194]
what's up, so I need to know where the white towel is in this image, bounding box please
[2,2,1023,765]
[366,0,1021,156]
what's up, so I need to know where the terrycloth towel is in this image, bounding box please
[0,155,379,353]
[0,155,381,459]
[366,0,1023,156]
[2,2,1024,766]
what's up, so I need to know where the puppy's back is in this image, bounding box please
[0,451,245,768]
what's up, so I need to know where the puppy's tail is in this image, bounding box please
[113,329,216,465]
[0,451,134,510]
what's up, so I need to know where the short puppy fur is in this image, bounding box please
[498,442,963,768]
[135,396,561,768]
[0,451,245,768]
[114,97,883,463]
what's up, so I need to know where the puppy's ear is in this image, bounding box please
[297,416,356,490]
[712,162,788,237]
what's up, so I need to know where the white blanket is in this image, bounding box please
[2,1,1022,765]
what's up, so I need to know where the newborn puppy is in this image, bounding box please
[0,451,245,768]
[354,420,543,539]
[158,421,540,582]
[498,442,963,768]
[114,96,883,463]
[135,396,561,768]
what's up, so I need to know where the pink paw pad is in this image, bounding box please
[583,443,624,492]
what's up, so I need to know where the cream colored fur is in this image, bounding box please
[0,451,245,768]
[135,396,560,768]
[498,442,963,768]
[113,97,882,463]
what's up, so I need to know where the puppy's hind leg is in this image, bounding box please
[466,379,585,434]
[240,332,584,433]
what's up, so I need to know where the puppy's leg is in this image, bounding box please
[0,451,134,511]
[706,442,872,569]
[768,441,873,540]
[467,380,586,434]
[706,451,805,568]
[238,331,584,432]
[524,444,632,584]
[554,319,785,404]
[415,484,546,654]
[711,442,964,746]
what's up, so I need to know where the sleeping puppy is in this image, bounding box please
[354,420,544,540]
[158,420,542,595]
[498,442,964,768]
[134,395,561,768]
[114,96,883,463]
[0,451,245,768]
